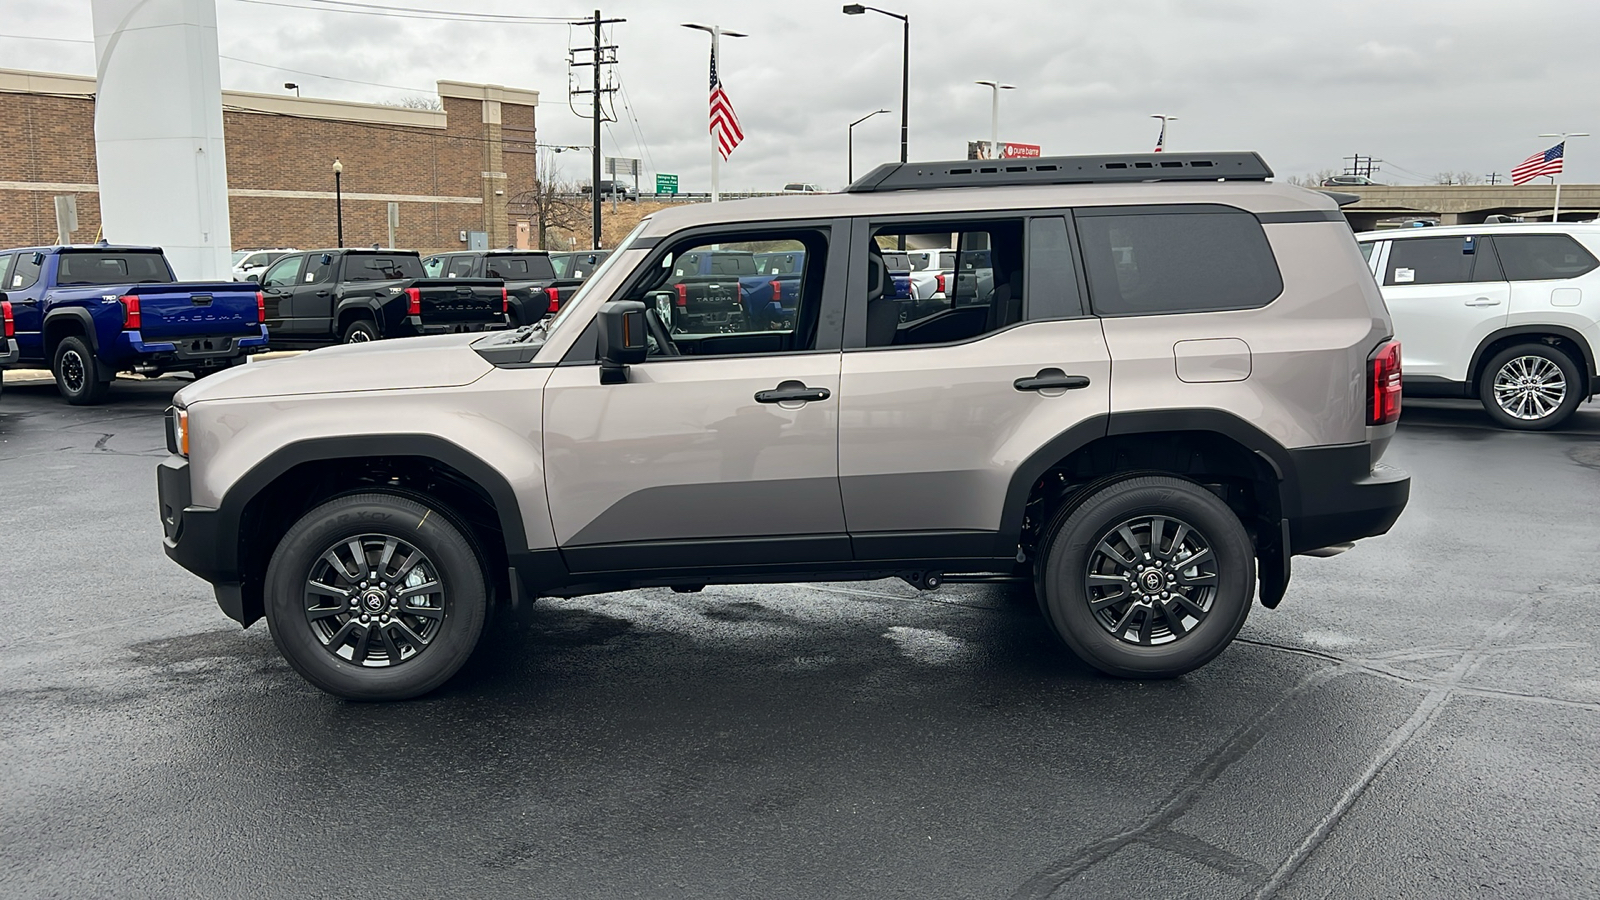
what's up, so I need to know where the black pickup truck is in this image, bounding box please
[256,249,506,346]
[422,250,582,326]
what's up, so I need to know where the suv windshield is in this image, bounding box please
[343,254,424,281]
[56,252,174,285]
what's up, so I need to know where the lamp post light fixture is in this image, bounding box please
[1538,131,1589,221]
[974,80,1016,159]
[1151,114,1178,152]
[682,22,749,203]
[332,158,344,248]
[843,3,908,247]
[283,82,300,97]
[848,108,891,184]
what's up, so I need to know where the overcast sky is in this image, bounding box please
[5,0,1599,191]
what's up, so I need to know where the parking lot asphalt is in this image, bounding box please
[1,377,1597,900]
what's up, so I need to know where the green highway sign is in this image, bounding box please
[655,173,679,194]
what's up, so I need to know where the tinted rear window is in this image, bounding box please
[881,252,911,271]
[708,253,757,276]
[1384,237,1475,286]
[344,254,424,281]
[484,254,557,280]
[1490,234,1599,282]
[56,252,173,286]
[756,252,805,275]
[1077,207,1282,315]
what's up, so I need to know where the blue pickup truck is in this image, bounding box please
[0,245,268,404]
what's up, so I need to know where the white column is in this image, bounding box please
[92,0,233,280]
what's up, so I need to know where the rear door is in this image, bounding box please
[288,253,337,335]
[1489,232,1600,328]
[2,252,46,359]
[258,254,302,333]
[838,214,1111,563]
[1380,235,1509,380]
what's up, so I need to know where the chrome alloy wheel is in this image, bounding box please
[60,349,87,393]
[1492,355,1567,421]
[304,534,445,667]
[1084,515,1219,646]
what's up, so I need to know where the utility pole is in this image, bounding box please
[1485,172,1504,185]
[1343,153,1381,179]
[570,10,623,249]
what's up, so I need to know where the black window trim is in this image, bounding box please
[1074,202,1286,318]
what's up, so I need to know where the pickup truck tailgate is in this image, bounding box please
[412,278,505,324]
[129,282,261,339]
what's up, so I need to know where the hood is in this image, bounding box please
[175,332,493,405]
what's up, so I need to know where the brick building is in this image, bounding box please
[0,67,538,253]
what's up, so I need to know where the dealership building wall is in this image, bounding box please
[0,67,537,254]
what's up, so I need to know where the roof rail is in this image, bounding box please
[845,152,1275,193]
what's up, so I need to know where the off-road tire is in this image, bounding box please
[52,335,112,405]
[342,318,380,343]
[264,492,488,701]
[1035,475,1254,679]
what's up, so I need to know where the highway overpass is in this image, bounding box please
[1333,183,1600,230]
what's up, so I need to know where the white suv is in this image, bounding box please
[1358,224,1600,429]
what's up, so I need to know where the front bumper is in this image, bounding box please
[1284,444,1410,554]
[158,456,250,623]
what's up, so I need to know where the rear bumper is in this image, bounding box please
[0,337,18,366]
[402,315,507,336]
[1284,444,1410,554]
[158,456,247,622]
[122,326,269,361]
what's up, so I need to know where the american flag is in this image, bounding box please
[1154,127,1165,153]
[1511,142,1564,185]
[709,48,744,160]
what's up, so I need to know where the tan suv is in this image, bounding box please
[157,152,1411,700]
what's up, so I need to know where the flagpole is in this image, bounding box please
[710,25,720,203]
[1539,132,1589,222]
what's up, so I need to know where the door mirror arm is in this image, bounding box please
[597,300,647,384]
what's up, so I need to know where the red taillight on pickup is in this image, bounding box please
[935,272,947,295]
[771,280,781,302]
[501,287,510,315]
[1,299,13,338]
[118,294,141,330]
[1368,340,1402,425]
[674,283,688,307]
[404,287,422,316]
[545,286,561,314]
[256,291,266,324]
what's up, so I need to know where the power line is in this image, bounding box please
[219,55,431,94]
[303,0,581,22]
[229,0,582,25]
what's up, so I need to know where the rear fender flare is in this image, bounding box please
[42,306,102,356]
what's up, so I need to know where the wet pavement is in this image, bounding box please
[2,376,1597,899]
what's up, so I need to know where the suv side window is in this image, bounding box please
[622,229,830,358]
[864,219,1025,347]
[1076,206,1282,314]
[1383,236,1478,286]
[1489,234,1600,281]
[261,254,303,288]
[13,253,43,290]
[1025,217,1085,320]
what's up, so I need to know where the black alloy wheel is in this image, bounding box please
[52,335,111,405]
[264,493,488,700]
[1036,475,1254,679]
[343,319,379,343]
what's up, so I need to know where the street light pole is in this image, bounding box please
[1151,114,1178,152]
[844,5,907,246]
[683,23,748,203]
[1538,131,1589,222]
[848,108,891,184]
[332,158,344,248]
[975,80,1015,158]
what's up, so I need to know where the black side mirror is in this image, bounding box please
[246,273,261,283]
[597,299,647,384]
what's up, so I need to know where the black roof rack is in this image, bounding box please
[845,152,1274,193]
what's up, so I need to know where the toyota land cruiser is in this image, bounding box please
[157,152,1410,700]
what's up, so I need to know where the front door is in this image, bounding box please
[837,214,1112,562]
[542,223,848,575]
[1377,235,1509,381]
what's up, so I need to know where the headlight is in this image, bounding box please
[165,406,189,457]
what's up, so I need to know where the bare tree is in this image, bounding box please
[1286,168,1341,187]
[510,151,588,250]
[386,95,444,111]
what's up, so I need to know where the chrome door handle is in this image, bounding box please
[1464,297,1502,307]
[1014,368,1092,392]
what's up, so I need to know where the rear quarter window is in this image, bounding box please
[1076,206,1283,315]
[1489,234,1599,281]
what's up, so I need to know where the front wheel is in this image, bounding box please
[52,335,112,405]
[1478,343,1582,430]
[1035,475,1255,679]
[264,493,488,700]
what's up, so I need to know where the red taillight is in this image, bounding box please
[1,300,12,338]
[119,294,141,330]
[501,287,509,315]
[1368,340,1402,425]
[545,286,561,314]
[404,287,422,316]
[771,280,781,302]
[675,283,688,307]
[935,272,947,295]
[256,291,266,324]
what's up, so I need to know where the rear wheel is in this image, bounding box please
[52,335,112,405]
[1035,475,1254,679]
[264,492,488,701]
[1478,343,1582,430]
[342,318,379,343]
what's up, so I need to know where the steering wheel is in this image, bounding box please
[644,307,679,356]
